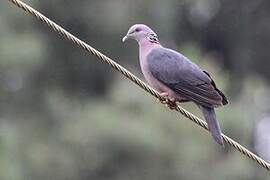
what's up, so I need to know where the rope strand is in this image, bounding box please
[7,0,270,171]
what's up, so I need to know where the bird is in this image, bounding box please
[122,24,228,146]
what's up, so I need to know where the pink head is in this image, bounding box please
[122,24,159,44]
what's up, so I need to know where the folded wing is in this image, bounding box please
[147,47,227,107]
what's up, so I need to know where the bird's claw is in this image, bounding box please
[165,98,177,110]
[158,93,177,110]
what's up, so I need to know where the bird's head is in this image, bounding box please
[122,24,159,44]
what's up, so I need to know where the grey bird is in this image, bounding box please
[122,24,228,145]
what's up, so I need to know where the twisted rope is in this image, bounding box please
[8,0,270,171]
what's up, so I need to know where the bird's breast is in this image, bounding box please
[139,51,177,98]
[139,53,154,86]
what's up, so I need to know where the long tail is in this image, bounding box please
[201,106,224,146]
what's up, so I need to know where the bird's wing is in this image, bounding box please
[203,70,228,105]
[147,47,225,107]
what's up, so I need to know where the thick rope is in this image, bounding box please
[8,0,270,171]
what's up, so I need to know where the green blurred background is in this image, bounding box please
[1,0,270,179]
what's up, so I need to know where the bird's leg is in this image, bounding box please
[158,92,177,110]
[158,92,169,104]
[166,97,177,110]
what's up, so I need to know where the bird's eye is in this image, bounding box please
[135,28,141,32]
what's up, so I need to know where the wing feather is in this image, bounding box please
[147,47,227,107]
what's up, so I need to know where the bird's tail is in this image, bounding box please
[201,106,224,146]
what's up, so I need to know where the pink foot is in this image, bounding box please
[158,92,177,110]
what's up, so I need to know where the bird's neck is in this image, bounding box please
[139,38,161,58]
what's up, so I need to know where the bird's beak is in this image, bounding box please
[122,35,129,42]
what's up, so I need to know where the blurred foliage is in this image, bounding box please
[0,0,270,179]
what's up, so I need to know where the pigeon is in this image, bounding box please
[122,24,228,146]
